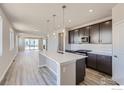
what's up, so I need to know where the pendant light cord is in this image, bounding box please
[62,5,66,29]
[53,14,56,32]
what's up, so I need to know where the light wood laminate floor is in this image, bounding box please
[3,50,117,85]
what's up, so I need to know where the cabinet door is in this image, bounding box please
[84,26,90,36]
[87,53,97,69]
[68,31,74,44]
[79,28,85,43]
[90,24,100,44]
[79,28,85,37]
[96,55,112,75]
[76,59,86,85]
[79,26,90,37]
[74,29,79,44]
[100,20,112,44]
[106,56,112,75]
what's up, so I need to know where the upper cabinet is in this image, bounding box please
[68,30,74,44]
[79,26,90,43]
[90,24,100,44]
[73,29,79,44]
[68,20,112,44]
[79,26,90,37]
[99,20,112,44]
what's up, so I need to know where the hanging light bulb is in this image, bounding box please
[62,5,66,32]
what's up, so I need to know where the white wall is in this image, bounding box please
[18,37,25,51]
[0,7,18,82]
[48,34,58,52]
[65,17,112,52]
[47,29,65,52]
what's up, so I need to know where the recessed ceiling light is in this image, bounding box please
[89,9,93,13]
[75,30,78,32]
[58,25,60,28]
[69,20,71,23]
[105,21,110,24]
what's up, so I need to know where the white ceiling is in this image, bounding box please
[1,3,116,36]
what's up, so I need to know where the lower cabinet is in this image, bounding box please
[96,55,112,75]
[87,53,97,69]
[87,53,112,76]
[76,58,86,85]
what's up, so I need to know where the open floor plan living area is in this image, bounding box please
[0,3,124,85]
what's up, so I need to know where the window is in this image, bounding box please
[10,28,14,50]
[0,16,3,56]
[25,39,39,50]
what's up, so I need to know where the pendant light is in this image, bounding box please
[46,19,50,38]
[62,5,66,32]
[52,14,56,36]
[57,5,66,54]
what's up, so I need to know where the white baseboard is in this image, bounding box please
[0,53,17,84]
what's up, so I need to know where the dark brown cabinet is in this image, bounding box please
[99,20,112,44]
[79,26,90,43]
[68,20,112,44]
[76,58,86,85]
[96,55,112,75]
[90,24,100,44]
[79,26,90,37]
[68,30,74,44]
[73,29,79,44]
[87,53,112,75]
[87,53,97,69]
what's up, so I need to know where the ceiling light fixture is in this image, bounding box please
[68,19,71,23]
[58,25,60,28]
[89,9,93,13]
[34,29,38,31]
[62,5,66,32]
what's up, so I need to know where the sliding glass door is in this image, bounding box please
[25,39,39,50]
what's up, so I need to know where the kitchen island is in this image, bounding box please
[39,51,87,85]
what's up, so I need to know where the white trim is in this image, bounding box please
[69,16,112,30]
[0,53,17,84]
